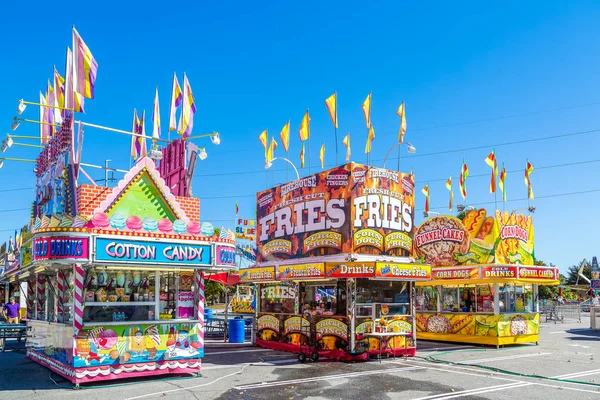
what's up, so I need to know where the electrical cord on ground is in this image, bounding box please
[414,348,600,388]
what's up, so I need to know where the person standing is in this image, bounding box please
[2,297,20,324]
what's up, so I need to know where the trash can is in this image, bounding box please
[228,318,245,343]
[204,308,213,321]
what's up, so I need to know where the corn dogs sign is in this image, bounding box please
[256,163,415,262]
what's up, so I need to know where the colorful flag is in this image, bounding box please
[72,27,98,99]
[397,101,407,143]
[300,143,305,168]
[169,73,183,132]
[319,143,325,169]
[325,92,338,128]
[362,92,372,128]
[525,160,534,200]
[39,92,49,145]
[66,47,85,113]
[279,120,290,152]
[130,109,142,159]
[422,185,430,213]
[485,150,498,193]
[299,109,310,141]
[152,87,161,142]
[459,161,469,200]
[53,67,65,124]
[8,237,14,253]
[342,133,351,162]
[499,163,507,202]
[364,125,375,154]
[259,130,268,156]
[14,230,19,250]
[446,177,453,211]
[178,74,196,138]
[46,81,55,138]
[235,202,239,216]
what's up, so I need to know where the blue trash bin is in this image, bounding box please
[228,318,245,343]
[204,308,213,321]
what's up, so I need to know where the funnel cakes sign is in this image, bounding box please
[256,163,415,262]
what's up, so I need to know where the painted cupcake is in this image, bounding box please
[187,221,201,236]
[142,217,158,232]
[173,219,187,234]
[158,218,173,233]
[126,216,143,231]
[201,222,214,236]
[92,213,110,229]
[110,214,127,230]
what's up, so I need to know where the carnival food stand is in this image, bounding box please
[242,163,431,360]
[0,120,236,385]
[413,209,559,347]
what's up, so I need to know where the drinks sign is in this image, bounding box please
[94,237,211,266]
[33,236,90,261]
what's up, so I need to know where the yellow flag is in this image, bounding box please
[279,120,290,152]
[342,133,351,162]
[362,92,372,128]
[319,143,325,169]
[299,109,310,141]
[259,130,268,152]
[325,92,338,128]
[364,125,375,154]
[266,137,277,163]
[397,101,407,142]
[300,143,305,168]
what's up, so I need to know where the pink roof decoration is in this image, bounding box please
[92,157,190,224]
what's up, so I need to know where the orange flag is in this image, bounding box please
[319,143,325,169]
[299,109,310,141]
[396,101,407,142]
[325,92,338,128]
[525,160,534,200]
[300,143,305,168]
[259,130,268,152]
[364,125,375,154]
[459,161,469,200]
[362,92,372,128]
[279,121,290,152]
[422,185,430,213]
[499,164,507,202]
[485,150,498,193]
[446,177,453,211]
[342,133,351,162]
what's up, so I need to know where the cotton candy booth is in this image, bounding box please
[243,163,432,360]
[12,149,236,386]
[413,209,559,347]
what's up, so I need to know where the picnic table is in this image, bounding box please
[0,323,27,351]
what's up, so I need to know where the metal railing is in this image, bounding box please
[540,304,581,323]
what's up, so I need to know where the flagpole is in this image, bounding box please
[334,92,339,165]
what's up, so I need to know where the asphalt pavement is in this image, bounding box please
[2,314,600,399]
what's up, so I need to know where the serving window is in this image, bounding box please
[259,283,297,314]
[82,268,198,324]
[498,284,534,313]
[416,286,438,312]
[355,279,412,324]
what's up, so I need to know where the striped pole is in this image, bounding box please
[56,271,65,323]
[26,280,35,320]
[36,274,45,320]
[195,271,205,349]
[73,264,85,333]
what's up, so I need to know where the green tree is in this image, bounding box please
[565,259,591,285]
[535,259,560,299]
[204,280,224,305]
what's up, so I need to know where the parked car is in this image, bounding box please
[580,299,591,312]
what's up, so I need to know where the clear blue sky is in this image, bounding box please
[1,1,599,273]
